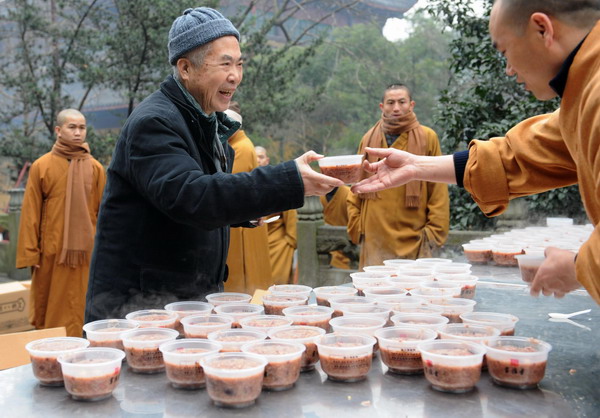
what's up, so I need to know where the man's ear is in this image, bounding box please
[176,58,192,81]
[54,125,61,138]
[530,12,555,48]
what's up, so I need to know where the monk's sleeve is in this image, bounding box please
[16,163,43,268]
[464,110,577,217]
[283,209,297,249]
[346,191,362,245]
[424,129,449,246]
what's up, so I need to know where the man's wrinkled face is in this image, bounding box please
[489,2,560,100]
[256,149,269,166]
[55,114,86,143]
[379,88,415,118]
[183,36,243,114]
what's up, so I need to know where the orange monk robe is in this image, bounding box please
[266,209,297,284]
[320,186,351,269]
[16,153,105,337]
[224,130,273,294]
[347,126,449,268]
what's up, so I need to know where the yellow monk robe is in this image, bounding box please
[16,153,105,337]
[266,209,297,284]
[320,186,351,269]
[347,125,449,268]
[225,130,273,294]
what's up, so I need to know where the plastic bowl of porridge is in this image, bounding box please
[180,314,234,339]
[436,274,479,299]
[375,327,438,375]
[57,347,124,401]
[460,312,519,336]
[239,314,293,333]
[200,352,268,408]
[282,305,334,331]
[462,243,493,264]
[159,339,222,389]
[339,305,392,324]
[418,340,486,393]
[329,296,377,318]
[433,263,472,275]
[492,244,524,266]
[515,254,545,284]
[261,293,308,316]
[241,340,306,391]
[390,313,449,332]
[316,333,376,382]
[485,336,552,389]
[362,265,400,276]
[383,259,416,268]
[25,337,90,386]
[164,301,213,334]
[317,154,364,184]
[268,326,326,371]
[417,281,462,297]
[362,287,408,301]
[350,271,394,293]
[214,303,264,328]
[125,309,178,329]
[205,292,253,307]
[83,319,139,350]
[268,284,313,299]
[313,286,358,307]
[428,298,477,323]
[391,303,444,316]
[408,288,456,304]
[121,327,178,374]
[207,329,267,353]
[329,316,386,351]
[388,272,432,290]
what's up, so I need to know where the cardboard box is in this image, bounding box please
[0,281,33,335]
[0,327,66,370]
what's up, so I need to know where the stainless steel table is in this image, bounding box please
[1,263,598,417]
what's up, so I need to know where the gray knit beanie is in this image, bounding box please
[168,7,240,65]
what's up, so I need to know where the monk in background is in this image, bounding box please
[224,103,272,294]
[255,146,298,284]
[16,109,106,336]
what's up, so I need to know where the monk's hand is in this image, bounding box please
[295,151,344,196]
[351,147,419,194]
[530,247,580,298]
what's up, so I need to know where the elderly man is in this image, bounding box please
[85,7,342,322]
[352,0,600,304]
[347,83,449,268]
[17,109,105,336]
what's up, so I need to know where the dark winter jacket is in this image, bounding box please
[85,75,304,322]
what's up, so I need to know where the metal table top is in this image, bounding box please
[1,262,598,417]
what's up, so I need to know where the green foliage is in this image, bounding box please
[426,0,586,229]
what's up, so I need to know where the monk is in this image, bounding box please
[320,186,352,269]
[223,104,272,294]
[347,83,449,268]
[16,109,106,336]
[255,146,298,284]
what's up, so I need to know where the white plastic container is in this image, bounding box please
[180,314,234,339]
[208,329,268,353]
[375,326,437,374]
[25,337,90,386]
[205,292,252,306]
[390,313,449,332]
[417,280,462,297]
[261,293,308,316]
[159,339,222,389]
[329,316,386,342]
[317,154,364,184]
[58,347,125,401]
[459,312,519,336]
[214,303,264,328]
[328,296,377,318]
[201,352,268,408]
[120,327,179,374]
[436,274,479,299]
[417,340,486,393]
[268,284,313,299]
[125,309,178,329]
[313,286,358,307]
[83,319,139,350]
[282,305,334,331]
[164,301,213,334]
[485,336,552,389]
[428,298,477,323]
[515,254,545,283]
[238,314,293,333]
[241,340,306,391]
[268,326,326,372]
[316,334,376,382]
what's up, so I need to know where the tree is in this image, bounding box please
[426,0,586,228]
